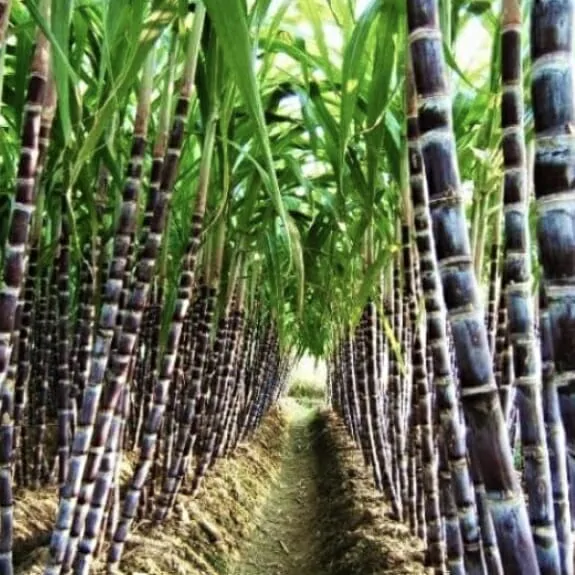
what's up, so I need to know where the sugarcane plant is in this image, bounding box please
[0,0,574,574]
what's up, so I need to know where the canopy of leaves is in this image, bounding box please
[1,0,517,358]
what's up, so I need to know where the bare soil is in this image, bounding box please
[233,402,326,575]
[232,404,429,575]
[16,408,287,574]
[311,410,430,575]
[14,403,429,575]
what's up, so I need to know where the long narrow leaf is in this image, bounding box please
[69,0,178,187]
[51,0,74,143]
[203,0,305,312]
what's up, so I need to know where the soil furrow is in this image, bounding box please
[234,403,326,575]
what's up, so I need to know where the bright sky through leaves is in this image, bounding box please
[290,0,491,76]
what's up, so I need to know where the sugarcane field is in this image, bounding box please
[0,0,574,573]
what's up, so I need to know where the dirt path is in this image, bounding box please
[233,401,327,575]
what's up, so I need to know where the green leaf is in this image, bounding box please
[69,0,178,188]
[299,0,337,84]
[203,0,305,312]
[257,0,291,82]
[365,4,400,203]
[467,0,491,15]
[382,109,402,185]
[51,0,74,144]
[24,0,80,84]
[339,0,381,181]
[443,40,489,94]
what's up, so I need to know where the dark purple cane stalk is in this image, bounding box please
[0,8,50,572]
[540,286,573,575]
[45,49,157,575]
[61,50,160,570]
[55,198,73,493]
[13,243,37,488]
[406,0,537,568]
[531,0,575,565]
[406,66,484,574]
[32,254,50,488]
[500,0,560,569]
[107,105,215,569]
[69,15,205,575]
[154,283,216,520]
